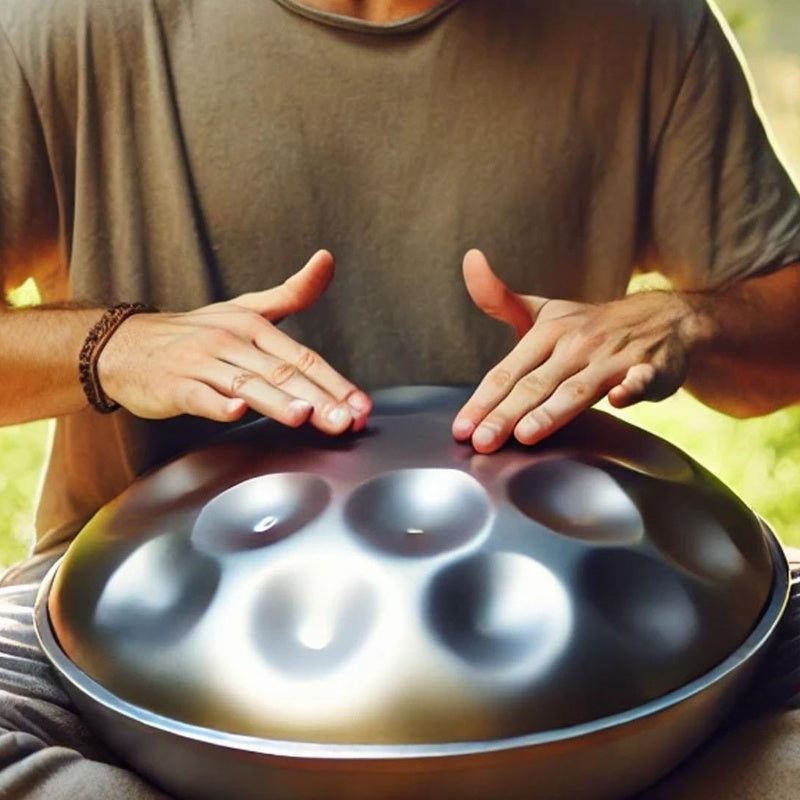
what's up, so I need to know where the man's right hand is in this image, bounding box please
[97,250,372,433]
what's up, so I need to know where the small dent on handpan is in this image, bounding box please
[250,562,379,678]
[425,552,572,676]
[643,483,757,582]
[508,458,644,546]
[191,473,331,554]
[344,468,491,557]
[579,550,699,656]
[94,532,220,645]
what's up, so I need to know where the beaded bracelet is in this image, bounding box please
[78,302,153,413]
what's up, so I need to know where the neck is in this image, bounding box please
[291,0,443,23]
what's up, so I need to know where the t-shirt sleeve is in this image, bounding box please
[648,6,800,290]
[0,23,60,299]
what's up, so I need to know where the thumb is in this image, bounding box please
[234,250,335,320]
[462,249,539,339]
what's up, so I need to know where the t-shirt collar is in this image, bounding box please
[270,0,464,34]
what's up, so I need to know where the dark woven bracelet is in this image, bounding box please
[78,302,153,414]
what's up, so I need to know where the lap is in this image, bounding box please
[0,556,169,800]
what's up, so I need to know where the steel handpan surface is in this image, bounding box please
[35,386,789,799]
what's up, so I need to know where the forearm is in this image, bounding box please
[0,305,103,425]
[684,261,800,417]
[0,251,372,432]
[452,250,800,453]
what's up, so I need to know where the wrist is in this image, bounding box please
[649,288,717,361]
[80,303,155,413]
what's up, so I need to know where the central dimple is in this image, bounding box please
[344,468,492,557]
[191,473,331,554]
[253,515,279,534]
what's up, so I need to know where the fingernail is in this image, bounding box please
[288,400,313,421]
[452,418,476,439]
[516,417,540,441]
[327,405,352,428]
[347,391,371,414]
[473,425,498,448]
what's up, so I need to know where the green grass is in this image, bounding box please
[0,421,49,566]
[602,395,800,548]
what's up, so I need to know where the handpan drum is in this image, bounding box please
[35,386,789,800]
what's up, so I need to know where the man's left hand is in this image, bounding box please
[452,249,708,453]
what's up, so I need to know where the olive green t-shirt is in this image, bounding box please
[1,0,799,551]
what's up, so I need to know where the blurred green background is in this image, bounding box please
[1,0,799,568]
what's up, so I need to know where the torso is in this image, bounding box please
[0,0,708,547]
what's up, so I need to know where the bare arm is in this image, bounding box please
[0,251,371,430]
[452,250,800,453]
[0,303,104,424]
[681,261,800,417]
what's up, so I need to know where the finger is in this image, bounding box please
[249,325,372,422]
[210,363,333,430]
[462,249,535,339]
[608,354,681,408]
[452,332,558,443]
[198,318,371,425]
[467,361,569,453]
[350,407,370,433]
[232,250,335,321]
[514,363,625,445]
[607,363,658,409]
[176,380,249,423]
[202,359,355,433]
[208,338,360,432]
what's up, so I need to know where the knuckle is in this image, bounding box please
[529,406,555,431]
[575,318,603,343]
[518,372,547,397]
[230,371,257,396]
[625,341,651,363]
[203,327,237,351]
[483,413,509,433]
[487,367,514,392]
[270,361,297,387]
[219,405,242,422]
[565,380,590,402]
[630,363,655,384]
[280,276,302,304]
[537,317,567,340]
[294,347,318,374]
[558,326,604,362]
[563,332,591,360]
[468,396,496,418]
[642,363,659,382]
[244,312,269,341]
